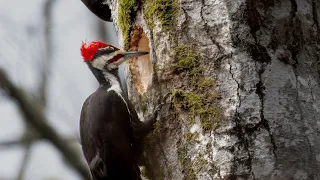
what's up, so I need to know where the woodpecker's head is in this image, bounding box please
[80,41,148,84]
[80,41,148,72]
[81,41,148,82]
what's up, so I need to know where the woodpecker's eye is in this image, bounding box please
[107,46,115,51]
[101,46,115,51]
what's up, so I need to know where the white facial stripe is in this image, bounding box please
[91,53,116,70]
[106,62,119,71]
[91,56,105,70]
[103,72,131,116]
[103,72,122,94]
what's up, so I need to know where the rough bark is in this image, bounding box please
[105,0,320,179]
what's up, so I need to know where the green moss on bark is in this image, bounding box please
[174,45,200,71]
[144,0,178,31]
[178,146,197,180]
[172,90,222,130]
[118,0,138,50]
[171,44,223,131]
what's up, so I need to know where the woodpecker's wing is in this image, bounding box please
[80,87,142,180]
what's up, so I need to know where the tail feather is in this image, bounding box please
[90,162,142,180]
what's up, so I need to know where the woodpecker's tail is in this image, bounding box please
[107,163,142,180]
[91,163,142,180]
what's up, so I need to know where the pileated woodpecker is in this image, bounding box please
[79,41,157,180]
[81,0,112,22]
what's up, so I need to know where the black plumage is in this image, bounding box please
[79,43,156,180]
[80,86,142,180]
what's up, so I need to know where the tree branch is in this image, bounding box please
[38,0,56,106]
[97,19,107,42]
[0,69,91,180]
[16,143,32,180]
[0,135,78,149]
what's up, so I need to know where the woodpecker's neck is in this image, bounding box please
[88,66,124,94]
[102,71,123,95]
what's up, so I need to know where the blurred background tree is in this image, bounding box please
[0,0,120,179]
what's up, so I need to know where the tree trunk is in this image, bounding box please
[105,0,320,179]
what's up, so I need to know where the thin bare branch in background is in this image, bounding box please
[39,0,56,106]
[97,19,107,42]
[0,69,91,180]
[0,135,78,149]
[0,139,32,148]
[15,129,38,180]
[16,144,31,180]
[14,1,57,179]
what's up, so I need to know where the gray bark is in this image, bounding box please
[105,0,320,179]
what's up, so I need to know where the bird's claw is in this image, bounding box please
[152,92,172,120]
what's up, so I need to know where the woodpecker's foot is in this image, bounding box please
[132,93,171,138]
[145,92,171,125]
[154,93,171,117]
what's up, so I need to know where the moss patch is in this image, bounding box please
[178,144,216,180]
[185,132,194,142]
[172,90,222,130]
[170,43,222,177]
[153,121,161,135]
[171,44,223,131]
[144,0,179,31]
[172,91,202,116]
[118,0,138,50]
[185,132,200,144]
[178,146,197,180]
[174,45,200,71]
[198,78,214,90]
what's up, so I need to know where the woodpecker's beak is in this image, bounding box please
[113,51,148,66]
[121,51,149,58]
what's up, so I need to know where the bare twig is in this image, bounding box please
[0,135,78,149]
[16,119,40,179]
[15,2,58,179]
[0,132,36,148]
[16,144,32,180]
[0,69,91,180]
[0,140,30,149]
[38,0,56,106]
[97,19,107,42]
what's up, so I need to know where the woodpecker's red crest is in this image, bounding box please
[81,41,120,61]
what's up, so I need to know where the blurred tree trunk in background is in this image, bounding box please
[108,0,320,179]
[0,0,92,178]
[16,0,55,179]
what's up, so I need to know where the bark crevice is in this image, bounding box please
[255,61,278,169]
[245,1,278,166]
[199,0,224,52]
[227,57,253,178]
[312,0,320,34]
[289,0,298,19]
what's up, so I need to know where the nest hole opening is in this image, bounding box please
[129,26,152,94]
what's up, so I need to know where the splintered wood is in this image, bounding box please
[129,26,152,94]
